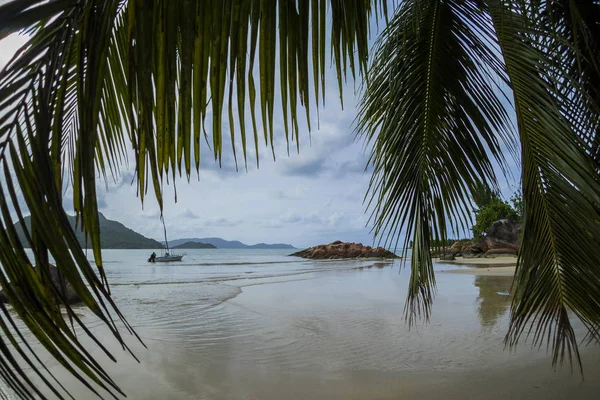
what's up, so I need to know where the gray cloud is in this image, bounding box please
[139,210,161,220]
[334,152,373,178]
[179,209,200,219]
[204,217,240,227]
[278,157,327,177]
[278,212,345,228]
[0,31,521,249]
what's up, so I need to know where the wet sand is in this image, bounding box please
[438,255,517,276]
[438,255,518,266]
[442,266,516,276]
[10,255,600,399]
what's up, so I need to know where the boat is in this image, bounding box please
[148,248,186,263]
[151,251,185,263]
[147,218,186,263]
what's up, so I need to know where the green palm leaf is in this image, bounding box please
[359,0,600,373]
[1,0,600,397]
[0,0,385,397]
[489,0,600,374]
[357,0,515,322]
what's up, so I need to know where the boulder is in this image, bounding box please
[461,238,489,256]
[486,219,521,244]
[0,264,81,305]
[455,220,522,259]
[449,241,465,254]
[439,253,455,261]
[290,241,398,259]
[463,253,483,259]
[484,247,518,257]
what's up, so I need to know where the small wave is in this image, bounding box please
[179,260,304,267]
[137,299,162,305]
[111,268,342,287]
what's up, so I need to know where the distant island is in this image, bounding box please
[171,241,216,249]
[14,213,163,249]
[168,237,295,249]
[13,214,295,250]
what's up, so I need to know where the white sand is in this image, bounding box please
[438,256,517,276]
[438,255,517,266]
[441,266,516,276]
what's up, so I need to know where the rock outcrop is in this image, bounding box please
[290,241,398,259]
[445,219,521,258]
[486,219,522,244]
[0,264,81,305]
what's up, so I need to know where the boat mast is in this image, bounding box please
[161,216,170,251]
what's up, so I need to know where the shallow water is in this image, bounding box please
[5,249,600,399]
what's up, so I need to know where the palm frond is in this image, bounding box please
[0,0,386,398]
[357,0,515,323]
[540,0,600,166]
[488,0,600,374]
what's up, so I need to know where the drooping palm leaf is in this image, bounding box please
[488,0,600,374]
[1,0,600,397]
[540,0,600,167]
[359,0,600,374]
[357,0,515,323]
[0,0,385,398]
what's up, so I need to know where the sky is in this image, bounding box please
[0,14,520,249]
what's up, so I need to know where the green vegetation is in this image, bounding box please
[0,0,598,397]
[470,183,520,238]
[472,199,518,238]
[510,190,523,222]
[471,181,498,211]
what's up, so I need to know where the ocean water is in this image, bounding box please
[6,249,600,399]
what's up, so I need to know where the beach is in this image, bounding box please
[439,255,517,276]
[10,249,600,399]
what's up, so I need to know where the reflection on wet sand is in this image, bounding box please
[474,275,513,328]
[22,259,600,400]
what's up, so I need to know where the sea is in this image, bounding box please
[5,249,600,399]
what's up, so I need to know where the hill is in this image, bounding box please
[171,241,216,249]
[14,213,163,249]
[168,237,295,249]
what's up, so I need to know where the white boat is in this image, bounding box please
[154,253,185,262]
[148,219,185,263]
[148,250,186,263]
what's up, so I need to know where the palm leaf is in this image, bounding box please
[0,0,385,397]
[357,0,515,323]
[488,0,600,374]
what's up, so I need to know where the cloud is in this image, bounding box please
[97,192,108,209]
[179,209,200,219]
[0,34,27,70]
[139,210,161,220]
[278,157,327,177]
[280,213,303,223]
[327,212,344,227]
[204,217,240,227]
[257,220,284,229]
[333,153,373,178]
[275,123,355,177]
[278,212,346,228]
[0,29,521,250]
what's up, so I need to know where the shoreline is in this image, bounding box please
[438,255,517,276]
[437,255,517,266]
[441,266,516,276]
[31,251,600,400]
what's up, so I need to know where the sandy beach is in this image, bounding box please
[438,255,517,276]
[442,265,516,276]
[12,250,599,399]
